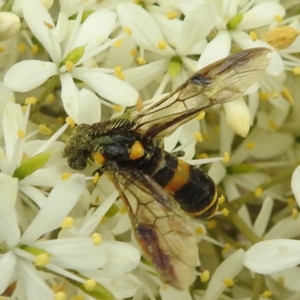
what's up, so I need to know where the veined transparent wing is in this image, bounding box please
[133,48,271,139]
[108,167,198,290]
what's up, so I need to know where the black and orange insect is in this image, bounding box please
[62,48,271,290]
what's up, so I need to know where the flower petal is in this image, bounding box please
[0,252,17,294]
[244,239,300,274]
[4,60,57,92]
[292,166,300,207]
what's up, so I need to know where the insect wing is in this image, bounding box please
[108,168,198,290]
[133,48,271,139]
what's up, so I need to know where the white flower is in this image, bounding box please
[3,0,139,123]
[0,12,21,40]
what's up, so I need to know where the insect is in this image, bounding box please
[62,48,271,290]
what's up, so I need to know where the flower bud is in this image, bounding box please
[0,12,21,40]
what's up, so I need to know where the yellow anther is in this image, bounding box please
[222,152,230,163]
[249,31,258,41]
[65,61,74,72]
[259,91,270,101]
[44,21,54,29]
[18,43,26,52]
[218,195,225,204]
[196,226,204,235]
[119,205,128,214]
[114,65,124,80]
[45,93,55,103]
[272,90,279,98]
[274,15,283,22]
[206,220,217,229]
[93,152,106,165]
[222,208,229,216]
[246,142,255,149]
[65,117,75,128]
[281,87,294,104]
[61,173,72,180]
[61,216,74,229]
[113,104,123,112]
[113,39,123,47]
[286,197,295,207]
[123,27,132,35]
[25,96,37,105]
[291,208,299,219]
[93,172,100,183]
[255,187,262,197]
[38,124,52,135]
[129,141,145,160]
[34,253,50,266]
[84,279,97,291]
[158,40,167,49]
[31,44,39,55]
[17,130,26,139]
[54,291,66,300]
[222,243,231,253]
[194,132,203,142]
[91,233,102,245]
[196,111,205,120]
[200,270,210,282]
[136,57,146,65]
[261,290,272,298]
[0,46,5,52]
[292,67,300,75]
[196,153,209,159]
[166,11,178,19]
[223,278,234,287]
[130,48,137,56]
[268,120,277,130]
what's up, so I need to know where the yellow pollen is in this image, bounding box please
[0,46,5,52]
[274,15,283,22]
[113,39,123,47]
[61,173,72,180]
[93,172,101,183]
[45,93,55,103]
[65,61,74,72]
[119,205,128,214]
[268,120,277,130]
[194,132,203,142]
[158,41,167,50]
[291,208,299,219]
[223,278,234,287]
[54,291,66,300]
[71,296,84,300]
[222,152,230,163]
[273,90,279,98]
[31,44,39,55]
[246,142,255,149]
[261,290,272,298]
[114,65,124,80]
[196,226,204,235]
[206,220,217,229]
[130,48,137,56]
[113,104,123,112]
[93,152,106,165]
[292,67,300,75]
[61,216,74,229]
[123,27,132,35]
[281,87,294,104]
[21,105,27,112]
[34,253,50,266]
[91,232,102,245]
[17,130,26,139]
[259,91,270,101]
[286,197,295,207]
[255,187,262,197]
[25,96,37,105]
[136,57,146,65]
[65,117,75,127]
[218,195,225,204]
[222,243,231,253]
[44,21,54,29]
[130,141,145,160]
[166,11,178,19]
[222,208,229,216]
[200,270,210,282]
[84,279,97,291]
[249,31,258,41]
[136,97,143,111]
[196,153,209,159]
[38,124,52,135]
[196,111,206,120]
[18,43,26,53]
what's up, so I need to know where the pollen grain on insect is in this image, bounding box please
[129,141,145,160]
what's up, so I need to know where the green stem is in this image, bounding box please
[251,274,265,300]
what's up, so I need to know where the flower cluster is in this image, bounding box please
[0,0,300,299]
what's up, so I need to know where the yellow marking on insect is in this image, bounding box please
[35,253,50,267]
[194,132,203,142]
[291,208,298,219]
[65,60,74,72]
[31,44,39,55]
[196,111,205,120]
[25,96,37,105]
[136,57,146,65]
[259,91,270,101]
[286,197,295,207]
[223,152,230,163]
[93,172,100,183]
[46,93,55,103]
[130,48,137,56]
[61,217,74,229]
[84,279,96,291]
[61,173,71,180]
[164,159,190,193]
[249,31,258,41]
[113,39,123,47]
[93,152,106,165]
[123,27,132,35]
[218,194,225,204]
[281,87,294,104]
[39,124,52,135]
[255,187,262,197]
[66,117,75,128]
[129,141,145,160]
[91,233,102,245]
[223,278,234,287]
[222,243,231,253]
[44,21,54,29]
[200,270,210,282]
[158,41,167,49]
[190,189,218,218]
[293,67,300,75]
[166,11,178,19]
[274,15,283,22]
[261,290,272,298]
[268,120,277,130]
[206,220,217,229]
[54,291,66,300]
[18,43,26,52]
[222,208,229,216]
[114,65,124,79]
[17,130,26,138]
[246,142,255,149]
